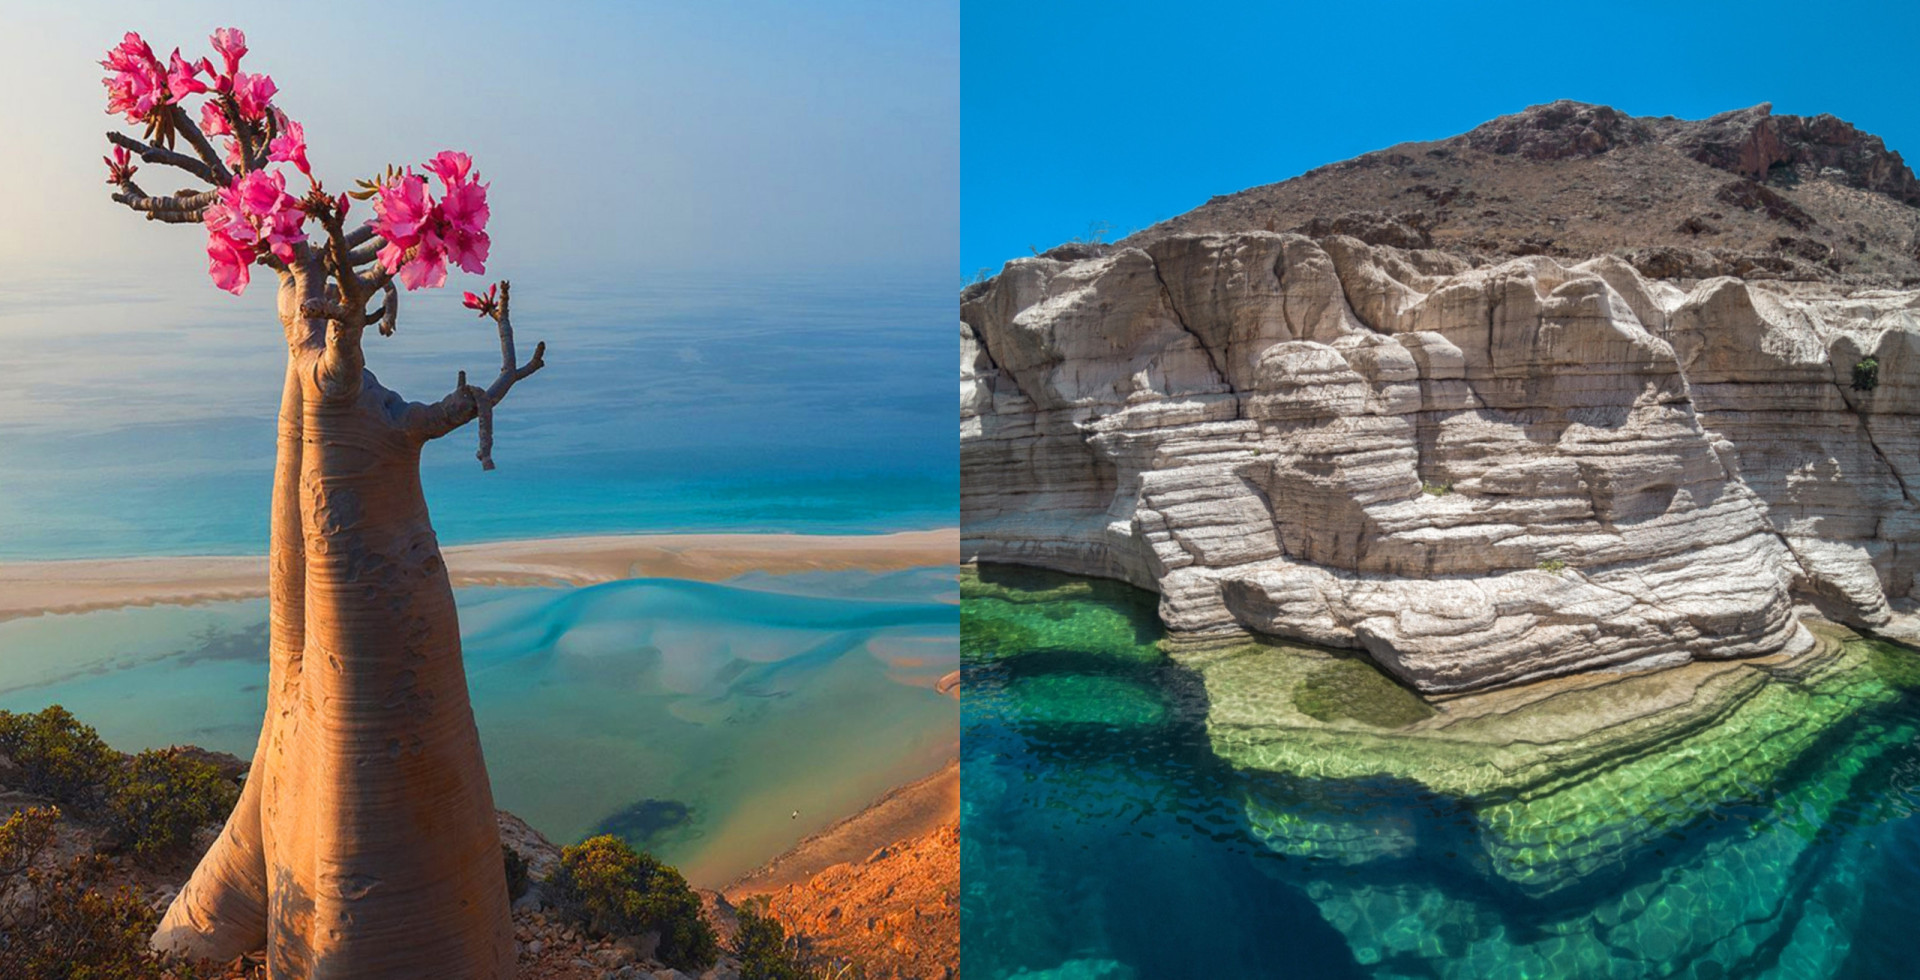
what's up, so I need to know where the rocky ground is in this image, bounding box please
[1104,101,1920,287]
[3,741,959,979]
[751,822,959,980]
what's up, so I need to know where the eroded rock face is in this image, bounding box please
[961,232,1920,693]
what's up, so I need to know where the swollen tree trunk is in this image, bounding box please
[151,260,522,978]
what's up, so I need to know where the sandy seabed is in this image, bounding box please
[0,528,960,622]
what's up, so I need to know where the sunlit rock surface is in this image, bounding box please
[962,235,1920,693]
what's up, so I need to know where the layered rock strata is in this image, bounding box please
[961,234,1920,693]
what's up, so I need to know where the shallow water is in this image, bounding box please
[960,564,1920,980]
[0,568,958,887]
[0,267,955,559]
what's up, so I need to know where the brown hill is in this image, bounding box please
[1105,100,1920,285]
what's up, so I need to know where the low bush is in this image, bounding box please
[105,749,238,866]
[0,706,119,810]
[735,899,808,980]
[0,805,60,879]
[0,855,192,980]
[550,834,718,971]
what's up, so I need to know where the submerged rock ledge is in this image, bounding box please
[962,232,1920,694]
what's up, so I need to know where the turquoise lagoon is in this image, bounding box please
[961,564,1920,979]
[0,569,958,887]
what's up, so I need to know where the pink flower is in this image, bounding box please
[200,169,308,294]
[104,145,139,184]
[268,112,309,176]
[167,50,208,99]
[207,233,253,294]
[199,99,231,137]
[101,33,166,122]
[439,179,489,233]
[392,230,449,290]
[371,152,493,290]
[462,283,499,318]
[230,71,276,121]
[443,227,488,276]
[222,137,245,171]
[424,151,473,186]
[371,174,434,246]
[210,27,247,75]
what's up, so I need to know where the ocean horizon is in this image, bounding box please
[0,264,956,561]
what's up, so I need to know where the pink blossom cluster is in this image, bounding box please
[104,28,497,302]
[100,33,171,123]
[202,171,309,295]
[371,152,491,291]
[102,28,306,181]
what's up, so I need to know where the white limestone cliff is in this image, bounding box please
[961,234,1920,693]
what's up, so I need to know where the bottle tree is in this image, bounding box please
[99,27,545,978]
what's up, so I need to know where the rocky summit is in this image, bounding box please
[960,102,1920,695]
[1125,100,1920,287]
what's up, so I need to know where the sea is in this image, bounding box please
[0,265,958,886]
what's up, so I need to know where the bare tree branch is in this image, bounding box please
[345,225,382,249]
[167,105,232,186]
[107,131,217,185]
[405,281,548,467]
[111,185,215,223]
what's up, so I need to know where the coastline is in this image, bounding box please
[725,756,960,899]
[0,527,959,622]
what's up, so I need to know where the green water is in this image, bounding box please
[961,563,1920,979]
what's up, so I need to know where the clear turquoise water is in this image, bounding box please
[0,568,958,887]
[0,267,955,559]
[960,564,1920,980]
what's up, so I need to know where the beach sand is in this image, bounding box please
[0,528,959,622]
[726,756,960,899]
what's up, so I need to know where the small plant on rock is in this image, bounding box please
[1421,482,1452,496]
[1854,356,1880,391]
[1538,558,1568,575]
[550,834,718,971]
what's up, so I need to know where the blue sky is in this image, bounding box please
[962,0,1920,278]
[0,0,956,279]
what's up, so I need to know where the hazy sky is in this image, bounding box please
[0,0,957,281]
[963,0,1920,276]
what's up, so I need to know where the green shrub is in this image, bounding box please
[1538,559,1568,575]
[0,706,118,810]
[551,834,718,971]
[0,805,60,880]
[735,899,811,980]
[1421,482,1452,497]
[1854,356,1880,391]
[105,749,238,866]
